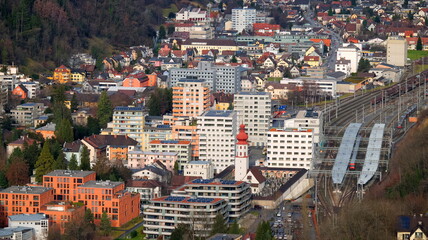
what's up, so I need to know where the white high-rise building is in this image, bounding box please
[234,92,272,146]
[336,43,361,73]
[197,110,238,173]
[232,8,257,33]
[283,109,322,144]
[111,106,146,148]
[266,128,314,169]
[235,124,249,181]
[387,36,408,67]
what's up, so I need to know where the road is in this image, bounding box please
[303,9,343,72]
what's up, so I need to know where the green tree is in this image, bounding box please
[80,145,91,170]
[23,142,40,173]
[0,171,8,188]
[55,119,74,144]
[417,36,423,51]
[99,212,112,236]
[283,68,292,78]
[170,224,189,240]
[70,93,78,112]
[328,8,333,16]
[83,209,96,231]
[97,91,113,128]
[231,55,238,63]
[8,147,24,165]
[159,25,166,39]
[228,221,241,234]
[255,221,273,240]
[35,141,55,182]
[357,58,371,72]
[147,88,173,116]
[173,161,179,174]
[210,214,227,236]
[53,151,67,170]
[408,12,414,21]
[167,25,175,35]
[68,154,79,170]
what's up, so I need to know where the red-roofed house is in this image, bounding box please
[11,84,28,99]
[253,23,280,36]
[310,38,331,47]
[407,37,428,50]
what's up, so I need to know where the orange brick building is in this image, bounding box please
[40,201,85,233]
[76,181,140,227]
[43,170,96,202]
[0,186,54,227]
[11,84,28,99]
[53,65,71,84]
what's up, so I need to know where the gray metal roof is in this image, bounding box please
[44,170,95,178]
[0,227,33,237]
[8,213,47,222]
[332,123,362,185]
[358,124,385,185]
[0,186,52,194]
[203,110,234,117]
[79,180,122,189]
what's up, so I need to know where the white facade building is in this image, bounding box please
[232,8,257,33]
[184,161,215,179]
[127,151,178,172]
[176,7,207,22]
[197,110,238,173]
[233,92,272,146]
[8,213,49,240]
[335,58,352,76]
[21,82,40,99]
[387,36,408,67]
[280,78,337,98]
[111,106,146,147]
[10,103,46,127]
[235,125,249,182]
[266,128,314,169]
[283,109,322,144]
[336,44,361,73]
[148,140,192,168]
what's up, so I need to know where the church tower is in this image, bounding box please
[235,124,249,181]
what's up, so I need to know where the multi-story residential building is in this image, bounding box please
[39,201,85,234]
[387,35,408,67]
[76,180,140,227]
[280,78,337,98]
[336,44,361,73]
[180,39,240,54]
[141,125,172,151]
[265,128,314,169]
[70,69,86,83]
[197,110,238,173]
[0,186,54,227]
[143,196,229,239]
[0,81,7,114]
[52,65,71,84]
[126,180,162,206]
[169,61,243,93]
[335,58,352,76]
[148,140,192,169]
[283,109,322,144]
[233,92,272,147]
[253,23,280,36]
[42,170,96,202]
[8,213,49,240]
[10,103,46,126]
[127,151,178,171]
[0,226,35,239]
[81,135,138,165]
[171,179,251,219]
[176,7,207,22]
[184,161,215,179]
[111,106,146,147]
[171,118,199,159]
[20,82,40,99]
[232,8,257,33]
[172,79,211,120]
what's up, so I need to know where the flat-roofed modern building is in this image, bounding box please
[127,151,178,171]
[111,106,147,148]
[40,201,85,234]
[172,79,211,120]
[10,103,46,126]
[266,128,314,169]
[197,110,238,173]
[0,186,54,227]
[42,170,96,202]
[234,92,272,147]
[171,179,251,219]
[149,140,192,169]
[143,196,229,239]
[183,161,215,179]
[8,213,49,240]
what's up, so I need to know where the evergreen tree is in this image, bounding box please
[35,141,55,182]
[283,68,292,78]
[53,151,67,170]
[23,142,40,172]
[328,8,333,16]
[80,146,91,170]
[55,119,74,144]
[173,161,179,175]
[417,36,423,51]
[358,58,371,72]
[170,224,189,240]
[159,25,166,39]
[70,93,78,112]
[255,221,273,240]
[97,91,113,128]
[210,214,227,236]
[231,55,238,63]
[147,88,173,116]
[99,212,112,236]
[68,154,79,170]
[228,221,241,234]
[0,170,8,188]
[8,147,24,165]
[83,209,96,231]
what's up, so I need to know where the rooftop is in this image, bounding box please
[1,186,52,194]
[236,91,269,95]
[79,180,123,189]
[128,151,178,156]
[44,170,95,178]
[187,161,211,165]
[150,140,191,145]
[202,110,234,118]
[8,213,47,222]
[188,178,244,186]
[269,128,313,133]
[114,106,144,112]
[152,196,223,204]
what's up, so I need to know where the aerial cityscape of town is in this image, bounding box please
[0,0,428,239]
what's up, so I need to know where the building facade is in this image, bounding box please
[148,140,192,169]
[127,151,178,171]
[172,79,211,120]
[10,103,46,127]
[8,213,49,240]
[387,36,408,67]
[184,161,215,179]
[111,106,146,148]
[232,8,257,33]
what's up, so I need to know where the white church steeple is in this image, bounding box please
[235,124,249,181]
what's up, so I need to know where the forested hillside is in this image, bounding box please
[0,0,188,73]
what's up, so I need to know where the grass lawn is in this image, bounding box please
[115,225,145,240]
[408,50,428,61]
[111,216,144,239]
[267,77,282,82]
[413,64,428,73]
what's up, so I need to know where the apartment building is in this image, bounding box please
[387,35,408,67]
[233,92,272,147]
[76,180,140,227]
[143,196,229,239]
[183,161,215,179]
[8,213,49,240]
[169,61,243,93]
[265,128,314,169]
[126,180,162,207]
[53,65,71,84]
[172,79,211,120]
[180,39,240,54]
[10,103,46,126]
[232,8,257,33]
[148,140,192,169]
[171,118,200,159]
[283,109,322,143]
[42,170,96,202]
[111,106,146,148]
[39,201,85,234]
[171,179,251,219]
[0,186,54,227]
[197,110,238,173]
[141,125,172,151]
[336,43,361,73]
[127,151,178,171]
[20,82,40,99]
